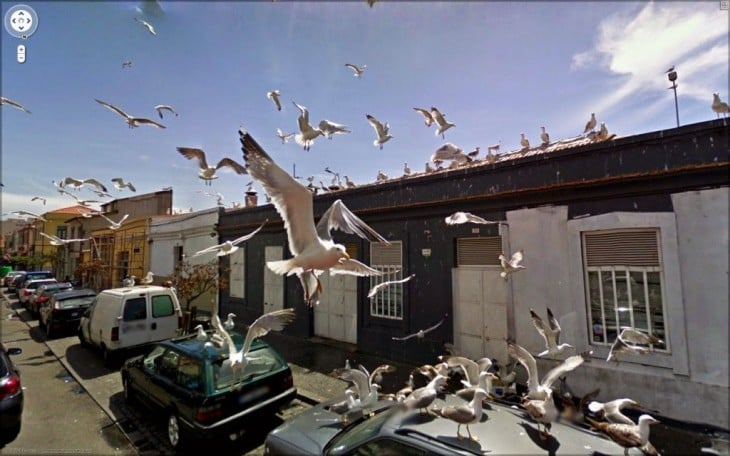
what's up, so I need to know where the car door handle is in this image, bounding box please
[151,322,157,330]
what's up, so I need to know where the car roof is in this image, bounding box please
[161,331,268,361]
[53,289,96,300]
[25,278,57,285]
[40,282,72,289]
[100,285,170,296]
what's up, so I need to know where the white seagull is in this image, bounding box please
[617,327,663,346]
[154,104,178,119]
[523,388,559,439]
[345,63,366,77]
[376,170,388,182]
[431,143,469,165]
[438,355,493,388]
[413,107,434,127]
[30,196,47,205]
[588,398,643,425]
[712,93,730,118]
[402,374,447,415]
[134,17,156,35]
[343,176,356,188]
[240,128,390,305]
[540,126,550,146]
[583,112,597,134]
[586,414,659,456]
[224,313,236,331]
[95,99,166,129]
[530,308,574,357]
[403,162,411,176]
[111,177,136,192]
[191,221,266,258]
[62,177,108,193]
[445,212,501,225]
[12,210,47,222]
[392,313,446,341]
[520,133,530,150]
[499,249,525,280]
[276,128,294,144]
[139,271,154,285]
[1,96,31,113]
[267,90,282,111]
[318,120,351,139]
[40,232,89,246]
[606,328,661,363]
[430,107,455,139]
[433,388,490,441]
[366,114,393,149]
[292,102,324,151]
[68,194,102,207]
[100,213,129,230]
[177,147,247,186]
[122,60,132,68]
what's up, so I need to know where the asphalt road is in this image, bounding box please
[0,290,316,455]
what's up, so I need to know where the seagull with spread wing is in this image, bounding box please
[292,102,324,151]
[530,308,574,357]
[1,96,31,113]
[368,274,415,299]
[177,147,247,186]
[99,213,129,230]
[191,221,265,258]
[240,128,390,306]
[445,212,502,225]
[154,104,178,119]
[40,232,89,246]
[95,99,166,129]
[30,196,47,205]
[62,177,108,193]
[12,210,47,222]
[499,249,525,280]
[413,107,434,127]
[267,90,282,111]
[111,177,136,192]
[134,17,156,35]
[276,128,294,144]
[345,63,366,77]
[318,119,351,139]
[366,114,393,150]
[430,107,455,139]
[606,327,661,364]
[392,313,447,341]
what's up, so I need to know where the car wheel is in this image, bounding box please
[122,376,135,403]
[78,328,89,348]
[167,412,187,448]
[45,319,54,339]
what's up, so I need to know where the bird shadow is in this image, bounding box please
[437,435,490,453]
[401,412,438,426]
[517,422,560,456]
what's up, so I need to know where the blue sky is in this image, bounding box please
[1,1,728,219]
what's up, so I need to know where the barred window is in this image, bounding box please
[582,229,667,351]
[369,241,403,320]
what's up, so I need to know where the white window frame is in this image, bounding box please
[567,212,689,374]
[369,241,403,320]
[229,247,245,299]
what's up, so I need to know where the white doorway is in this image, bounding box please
[263,246,284,313]
[314,272,358,344]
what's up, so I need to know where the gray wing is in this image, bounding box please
[422,314,447,335]
[315,199,389,244]
[82,178,108,193]
[94,99,130,119]
[547,307,561,343]
[216,158,247,175]
[392,332,419,341]
[230,220,266,246]
[241,308,296,356]
[240,128,318,257]
[1,97,31,113]
[133,117,166,128]
[329,258,385,277]
[177,147,210,170]
[541,352,590,389]
[530,309,551,346]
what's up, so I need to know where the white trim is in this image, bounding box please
[229,247,245,299]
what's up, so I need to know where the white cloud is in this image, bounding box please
[572,2,728,116]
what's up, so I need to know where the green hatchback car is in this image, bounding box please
[120,330,296,449]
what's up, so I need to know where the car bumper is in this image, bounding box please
[0,394,24,431]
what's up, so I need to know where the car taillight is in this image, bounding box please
[111,327,119,342]
[38,296,48,304]
[0,375,21,400]
[53,301,61,310]
[23,290,31,296]
[195,404,223,424]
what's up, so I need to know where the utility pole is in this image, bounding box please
[666,66,680,127]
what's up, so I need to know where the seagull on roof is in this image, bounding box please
[267,90,282,111]
[413,107,434,127]
[134,17,156,35]
[223,313,236,331]
[433,387,489,442]
[366,114,393,150]
[100,213,129,230]
[191,221,266,258]
[154,104,178,119]
[712,93,730,118]
[520,133,530,150]
[588,398,643,425]
[508,341,590,401]
[499,249,525,280]
[177,147,247,186]
[445,212,501,225]
[403,162,411,176]
[540,126,550,146]
[332,366,379,409]
[424,162,435,174]
[376,170,388,182]
[276,128,295,144]
[12,210,47,222]
[530,308,575,357]
[403,374,447,415]
[345,63,366,78]
[430,107,455,139]
[30,196,47,205]
[62,177,108,193]
[40,232,89,246]
[95,99,166,129]
[523,388,559,439]
[1,96,31,113]
[596,122,611,141]
[392,313,446,341]
[438,355,493,388]
[455,371,498,402]
[467,147,480,160]
[292,102,324,151]
[139,271,154,285]
[318,120,351,139]
[586,414,659,456]
[344,175,356,188]
[240,128,390,306]
[430,143,468,164]
[111,177,136,192]
[583,112,597,134]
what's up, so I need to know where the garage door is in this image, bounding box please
[314,243,358,344]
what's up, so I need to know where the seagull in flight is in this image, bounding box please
[177,147,247,186]
[1,96,31,113]
[275,128,295,144]
[95,99,166,129]
[62,177,108,193]
[40,232,89,246]
[122,60,132,68]
[134,17,156,35]
[154,104,178,119]
[345,63,367,77]
[431,143,468,165]
[68,194,103,207]
[368,274,415,299]
[392,314,447,341]
[99,213,130,230]
[111,177,136,192]
[30,196,47,205]
[413,107,434,127]
[431,107,455,139]
[240,128,390,306]
[191,220,265,258]
[499,249,525,280]
[318,120,351,139]
[292,102,324,151]
[530,308,574,357]
[12,210,47,222]
[267,90,282,111]
[445,212,502,225]
[366,114,393,150]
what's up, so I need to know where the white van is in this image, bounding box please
[78,285,183,364]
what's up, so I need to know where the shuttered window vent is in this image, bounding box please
[583,230,660,267]
[456,236,502,266]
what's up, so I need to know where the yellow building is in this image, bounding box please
[33,205,94,275]
[88,216,151,289]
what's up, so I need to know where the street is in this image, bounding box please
[0,290,316,455]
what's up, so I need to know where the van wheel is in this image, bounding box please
[167,412,187,448]
[102,345,115,368]
[45,320,54,339]
[122,376,134,403]
[78,329,89,348]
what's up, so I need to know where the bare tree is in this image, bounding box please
[172,260,227,312]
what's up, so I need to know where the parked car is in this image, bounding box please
[29,282,73,318]
[18,278,57,308]
[3,271,24,289]
[0,344,23,444]
[78,285,183,365]
[120,331,297,449]
[264,394,636,455]
[11,270,53,294]
[39,289,96,339]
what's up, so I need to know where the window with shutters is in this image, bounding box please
[369,241,403,320]
[582,229,668,351]
[229,247,245,299]
[456,237,502,266]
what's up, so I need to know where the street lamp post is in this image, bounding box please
[667,67,679,127]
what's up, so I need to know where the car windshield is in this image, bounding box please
[212,346,283,392]
[57,296,95,309]
[325,406,396,454]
